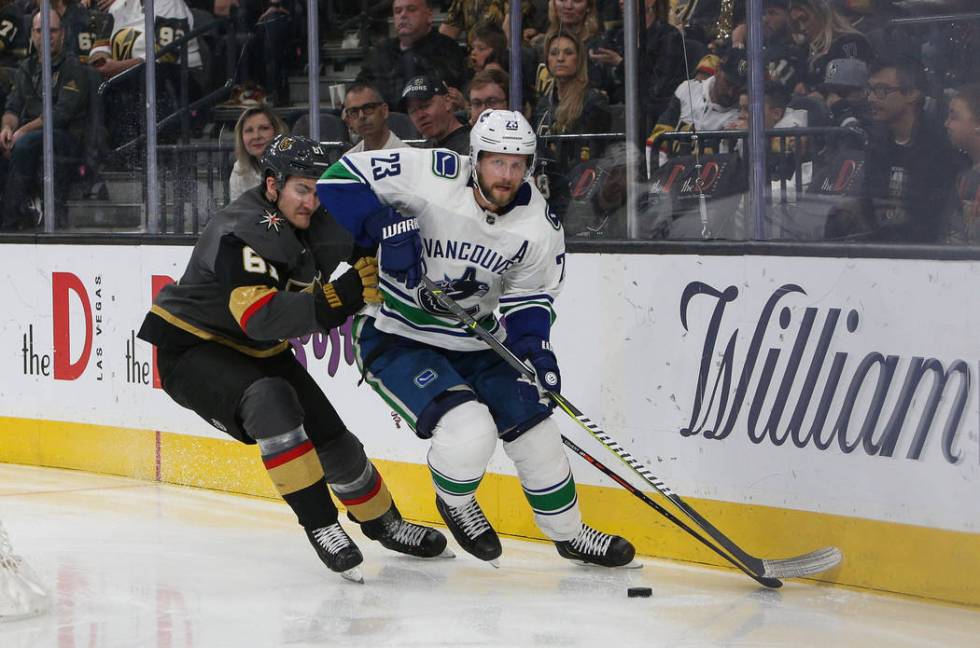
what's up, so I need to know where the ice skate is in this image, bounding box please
[435,496,501,566]
[358,505,454,559]
[555,524,640,568]
[305,522,365,583]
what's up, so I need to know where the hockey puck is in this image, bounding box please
[627,587,652,598]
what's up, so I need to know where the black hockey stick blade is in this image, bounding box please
[421,276,843,582]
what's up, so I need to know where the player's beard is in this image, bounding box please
[477,175,518,209]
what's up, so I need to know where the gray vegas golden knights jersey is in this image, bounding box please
[137,186,351,357]
[317,147,566,351]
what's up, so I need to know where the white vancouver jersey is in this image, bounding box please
[319,147,565,351]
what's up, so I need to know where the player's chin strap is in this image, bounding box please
[421,275,843,586]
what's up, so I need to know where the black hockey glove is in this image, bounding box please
[314,261,375,330]
[507,336,561,403]
[364,206,425,290]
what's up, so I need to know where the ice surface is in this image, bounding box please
[1,464,978,647]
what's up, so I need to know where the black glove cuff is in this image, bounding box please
[332,266,366,313]
[348,243,379,265]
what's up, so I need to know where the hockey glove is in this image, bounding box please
[364,207,425,290]
[315,265,367,330]
[352,256,382,304]
[507,336,561,403]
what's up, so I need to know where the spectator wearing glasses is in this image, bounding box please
[401,75,470,156]
[356,0,466,111]
[858,59,964,243]
[0,9,88,230]
[467,68,509,126]
[943,83,980,244]
[229,105,289,202]
[343,83,404,154]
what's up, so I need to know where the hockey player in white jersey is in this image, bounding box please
[316,110,635,568]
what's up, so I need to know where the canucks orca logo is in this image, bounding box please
[418,268,489,317]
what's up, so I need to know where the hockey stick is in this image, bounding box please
[559,434,781,588]
[421,276,843,581]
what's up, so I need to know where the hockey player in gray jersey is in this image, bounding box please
[316,111,636,568]
[137,135,449,582]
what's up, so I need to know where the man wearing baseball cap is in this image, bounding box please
[820,58,872,129]
[649,49,748,158]
[401,75,471,156]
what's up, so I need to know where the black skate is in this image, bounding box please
[555,524,639,568]
[305,522,365,583]
[358,506,454,559]
[435,496,501,566]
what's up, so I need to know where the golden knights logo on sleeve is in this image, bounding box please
[259,209,284,233]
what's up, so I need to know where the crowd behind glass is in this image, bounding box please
[0,0,977,246]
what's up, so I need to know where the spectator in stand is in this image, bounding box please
[357,0,467,111]
[0,9,88,230]
[532,30,611,216]
[694,54,719,82]
[789,0,874,90]
[401,75,470,155]
[589,0,686,118]
[88,0,205,148]
[35,0,105,64]
[88,0,202,79]
[535,0,614,99]
[635,0,687,131]
[468,24,508,75]
[440,0,542,43]
[0,0,29,69]
[343,83,405,153]
[439,0,506,40]
[943,82,980,244]
[467,67,509,126]
[649,48,747,159]
[218,0,299,106]
[856,59,964,243]
[728,81,808,132]
[821,57,871,129]
[228,105,288,202]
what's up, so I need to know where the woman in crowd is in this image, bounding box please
[944,83,980,244]
[789,0,873,90]
[533,30,611,216]
[229,106,288,201]
[535,0,617,99]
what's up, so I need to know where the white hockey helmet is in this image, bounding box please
[469,109,537,184]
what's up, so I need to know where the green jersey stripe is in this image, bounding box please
[524,474,577,514]
[430,467,483,496]
[319,159,363,183]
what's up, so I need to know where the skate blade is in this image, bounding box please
[435,547,456,559]
[487,558,500,569]
[571,559,643,569]
[340,567,364,584]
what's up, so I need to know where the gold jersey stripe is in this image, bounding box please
[229,285,278,329]
[149,304,289,358]
[265,445,324,496]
